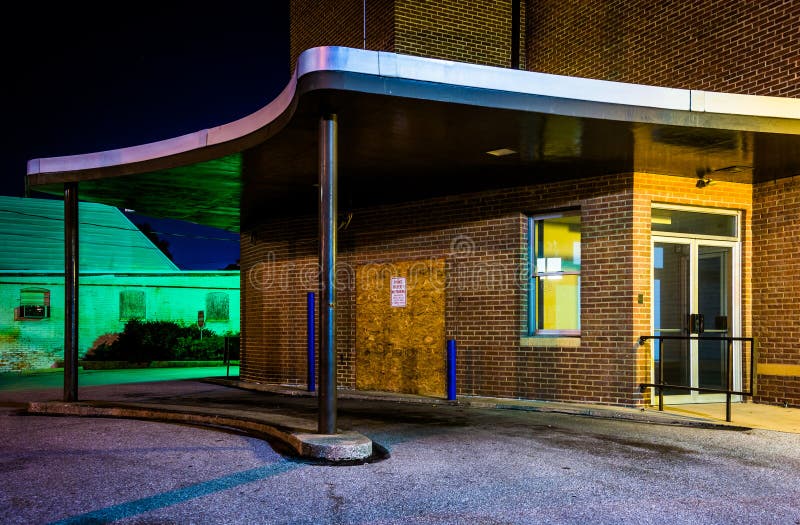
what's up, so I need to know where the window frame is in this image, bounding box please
[528,210,581,337]
[15,287,51,320]
[119,290,147,321]
[205,292,230,322]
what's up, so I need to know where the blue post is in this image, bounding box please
[447,339,457,401]
[307,292,316,392]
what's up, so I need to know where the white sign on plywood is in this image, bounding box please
[391,277,407,307]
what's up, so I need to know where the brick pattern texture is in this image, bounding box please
[753,176,800,407]
[526,0,800,97]
[395,0,525,68]
[289,0,395,72]
[289,0,526,72]
[269,0,794,408]
[240,173,752,406]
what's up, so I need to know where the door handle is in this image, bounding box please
[689,313,704,334]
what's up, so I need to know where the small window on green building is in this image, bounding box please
[206,292,230,322]
[529,211,581,336]
[16,288,51,320]
[119,290,146,320]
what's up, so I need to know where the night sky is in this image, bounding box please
[4,3,290,269]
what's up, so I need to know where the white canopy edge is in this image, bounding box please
[27,46,800,177]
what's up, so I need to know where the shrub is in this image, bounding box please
[84,320,238,362]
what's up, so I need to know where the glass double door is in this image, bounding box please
[652,238,739,404]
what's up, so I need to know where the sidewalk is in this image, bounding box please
[208,377,800,433]
[11,369,800,466]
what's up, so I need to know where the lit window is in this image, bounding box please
[16,288,51,320]
[206,292,230,322]
[119,290,146,320]
[529,212,581,335]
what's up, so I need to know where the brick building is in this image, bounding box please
[26,1,800,410]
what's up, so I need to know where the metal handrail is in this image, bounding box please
[638,335,755,422]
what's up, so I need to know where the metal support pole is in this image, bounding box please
[447,339,457,401]
[318,114,338,434]
[726,339,733,422]
[225,337,230,377]
[307,292,316,392]
[658,339,664,412]
[64,182,79,402]
[751,338,758,397]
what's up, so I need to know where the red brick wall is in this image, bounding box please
[395,0,525,68]
[241,172,754,406]
[289,0,395,72]
[753,176,800,407]
[526,0,800,97]
[242,174,639,405]
[240,217,318,384]
[289,0,526,72]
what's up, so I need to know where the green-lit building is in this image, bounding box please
[0,196,240,371]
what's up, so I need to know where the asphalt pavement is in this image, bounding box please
[2,368,800,524]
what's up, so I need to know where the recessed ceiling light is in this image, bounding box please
[486,148,517,157]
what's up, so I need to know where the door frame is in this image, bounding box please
[650,204,742,405]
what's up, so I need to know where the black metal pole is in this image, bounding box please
[318,114,338,435]
[751,338,757,397]
[726,339,733,422]
[658,339,664,412]
[64,182,79,402]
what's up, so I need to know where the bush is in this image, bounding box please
[84,320,238,362]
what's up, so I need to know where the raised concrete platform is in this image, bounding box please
[26,401,373,463]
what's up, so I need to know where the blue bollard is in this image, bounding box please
[307,292,315,392]
[447,339,457,400]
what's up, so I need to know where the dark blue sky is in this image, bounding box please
[5,3,290,270]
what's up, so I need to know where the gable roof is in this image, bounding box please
[0,196,179,272]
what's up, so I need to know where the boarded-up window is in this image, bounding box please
[16,288,51,319]
[119,290,146,320]
[206,292,229,321]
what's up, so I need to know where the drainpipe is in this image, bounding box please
[511,0,521,69]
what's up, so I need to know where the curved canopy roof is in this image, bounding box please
[27,46,800,232]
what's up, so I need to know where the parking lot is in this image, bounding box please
[2,371,800,524]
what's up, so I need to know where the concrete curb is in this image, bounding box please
[26,401,374,463]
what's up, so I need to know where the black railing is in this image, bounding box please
[223,336,240,377]
[638,335,756,422]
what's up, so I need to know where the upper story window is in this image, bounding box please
[206,292,230,322]
[119,290,146,320]
[529,211,581,336]
[16,288,51,320]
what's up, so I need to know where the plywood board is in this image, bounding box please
[355,259,446,397]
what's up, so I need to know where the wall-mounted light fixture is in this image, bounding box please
[696,176,715,188]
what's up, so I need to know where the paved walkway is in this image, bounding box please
[216,379,800,434]
[661,401,800,433]
[3,366,800,463]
